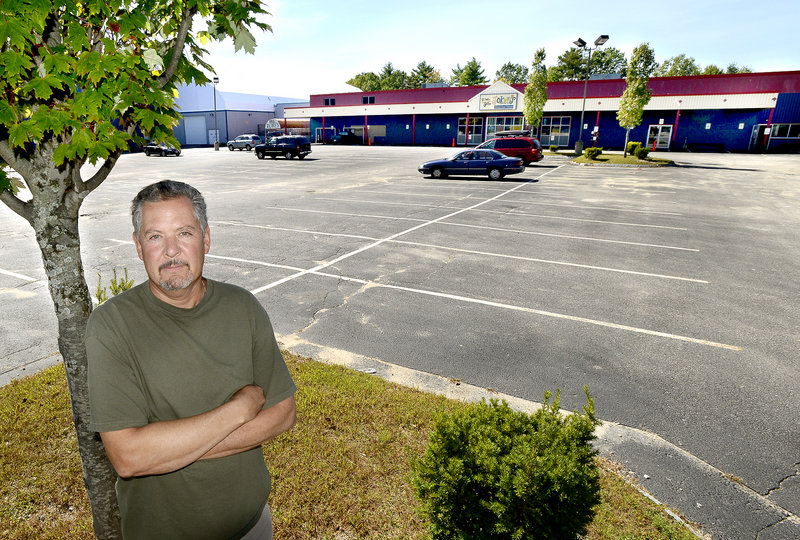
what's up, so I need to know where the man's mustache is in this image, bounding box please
[159,259,189,271]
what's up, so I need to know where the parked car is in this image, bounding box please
[255,136,312,159]
[418,149,524,180]
[328,130,361,145]
[227,134,263,151]
[476,135,543,165]
[144,142,181,157]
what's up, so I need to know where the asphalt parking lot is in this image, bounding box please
[2,145,799,536]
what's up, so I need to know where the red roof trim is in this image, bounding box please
[306,71,800,106]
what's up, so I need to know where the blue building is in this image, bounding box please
[287,71,800,152]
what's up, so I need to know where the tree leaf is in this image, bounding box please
[8,122,31,148]
[232,26,257,54]
[0,100,17,125]
[143,48,164,71]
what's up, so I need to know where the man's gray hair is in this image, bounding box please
[131,180,208,238]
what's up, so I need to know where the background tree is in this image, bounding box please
[590,47,628,78]
[495,62,529,84]
[523,49,548,133]
[347,71,381,91]
[378,62,409,90]
[725,63,752,74]
[0,0,270,537]
[653,54,700,76]
[703,64,724,75]
[617,43,657,156]
[452,57,487,86]
[548,46,627,81]
[409,60,443,88]
[547,47,585,81]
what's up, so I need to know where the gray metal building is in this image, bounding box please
[172,84,307,146]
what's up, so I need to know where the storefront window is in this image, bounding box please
[486,116,525,138]
[770,124,800,138]
[540,117,571,147]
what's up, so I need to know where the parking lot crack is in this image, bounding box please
[295,275,374,336]
[764,461,800,499]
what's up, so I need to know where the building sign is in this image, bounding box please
[480,93,518,111]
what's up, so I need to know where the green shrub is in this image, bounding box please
[634,147,650,159]
[585,147,603,160]
[626,141,642,155]
[548,145,558,152]
[411,389,601,539]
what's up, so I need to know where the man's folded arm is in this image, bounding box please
[200,395,296,460]
[99,385,265,478]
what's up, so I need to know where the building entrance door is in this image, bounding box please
[647,124,673,149]
[457,117,483,145]
[749,125,769,152]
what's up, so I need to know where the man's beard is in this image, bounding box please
[158,259,193,290]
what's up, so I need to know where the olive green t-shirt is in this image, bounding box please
[86,279,296,540]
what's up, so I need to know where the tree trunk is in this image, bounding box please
[26,167,122,538]
[623,128,631,158]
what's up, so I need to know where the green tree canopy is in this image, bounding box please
[548,46,627,81]
[523,49,548,129]
[409,60,443,88]
[452,57,487,86]
[347,63,413,91]
[0,0,271,536]
[725,63,752,74]
[590,47,628,78]
[379,62,409,90]
[617,43,657,156]
[495,62,529,84]
[548,47,585,81]
[654,54,701,76]
[347,72,381,91]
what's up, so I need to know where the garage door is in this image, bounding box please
[184,115,208,145]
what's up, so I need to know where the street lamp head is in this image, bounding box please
[573,37,587,48]
[594,35,609,47]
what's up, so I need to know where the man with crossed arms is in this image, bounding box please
[87,180,296,539]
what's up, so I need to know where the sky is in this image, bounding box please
[203,0,800,99]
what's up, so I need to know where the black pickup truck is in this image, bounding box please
[255,136,312,159]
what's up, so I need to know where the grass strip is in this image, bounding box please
[572,153,674,166]
[1,354,698,539]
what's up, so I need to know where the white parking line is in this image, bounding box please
[360,279,740,351]
[314,197,688,230]
[352,190,684,216]
[0,268,38,281]
[439,222,698,251]
[259,207,698,252]
[250,166,567,294]
[213,222,706,283]
[105,234,732,349]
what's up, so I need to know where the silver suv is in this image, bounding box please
[227,134,262,151]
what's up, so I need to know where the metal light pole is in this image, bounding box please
[573,35,608,155]
[212,77,219,151]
